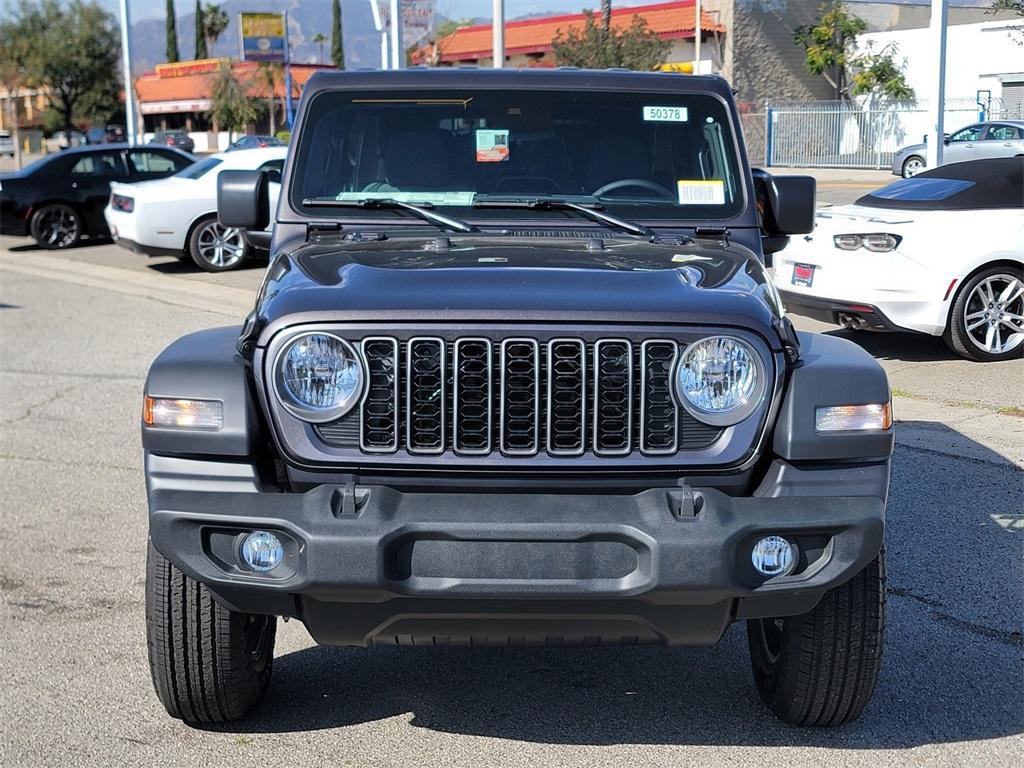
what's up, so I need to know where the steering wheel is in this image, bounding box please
[591,178,676,199]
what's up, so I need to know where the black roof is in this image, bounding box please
[857,157,1024,211]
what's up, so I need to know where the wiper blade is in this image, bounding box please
[301,197,478,233]
[473,197,656,239]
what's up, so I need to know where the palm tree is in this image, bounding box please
[312,32,327,64]
[601,0,612,36]
[202,3,229,55]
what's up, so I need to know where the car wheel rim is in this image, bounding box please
[904,158,923,177]
[196,221,245,267]
[963,274,1024,356]
[39,207,79,247]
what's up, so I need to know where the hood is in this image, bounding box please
[254,234,784,346]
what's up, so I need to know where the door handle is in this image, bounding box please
[1004,143,1013,147]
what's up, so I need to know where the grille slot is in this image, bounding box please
[453,338,493,455]
[315,334,727,458]
[546,339,586,456]
[406,337,445,454]
[500,339,541,456]
[640,340,679,455]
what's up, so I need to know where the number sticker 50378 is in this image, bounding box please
[643,106,689,122]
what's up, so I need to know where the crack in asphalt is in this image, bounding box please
[0,453,136,473]
[887,586,1024,649]
[0,382,84,427]
[895,441,1021,469]
[0,367,144,382]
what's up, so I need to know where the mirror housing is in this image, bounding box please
[217,169,270,230]
[753,169,816,236]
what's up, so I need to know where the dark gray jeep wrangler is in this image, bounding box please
[142,69,893,727]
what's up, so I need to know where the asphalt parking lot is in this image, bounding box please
[0,176,1022,766]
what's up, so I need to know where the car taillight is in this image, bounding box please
[111,194,134,213]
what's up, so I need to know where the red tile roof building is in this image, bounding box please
[411,1,724,67]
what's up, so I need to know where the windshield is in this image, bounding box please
[291,88,745,222]
[176,157,222,179]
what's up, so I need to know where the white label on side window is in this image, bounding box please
[677,179,726,205]
[643,106,688,122]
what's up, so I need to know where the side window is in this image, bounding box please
[259,159,285,184]
[70,152,124,177]
[949,126,981,142]
[985,125,1019,141]
[129,150,180,175]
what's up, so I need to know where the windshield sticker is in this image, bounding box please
[643,106,688,122]
[677,179,725,205]
[334,191,476,206]
[476,129,510,162]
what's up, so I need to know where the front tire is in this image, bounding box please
[188,216,248,272]
[901,155,925,178]
[747,550,885,727]
[30,203,81,249]
[945,266,1024,362]
[145,540,276,723]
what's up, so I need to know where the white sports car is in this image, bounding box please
[104,146,286,272]
[777,157,1024,362]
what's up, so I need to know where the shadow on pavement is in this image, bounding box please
[824,327,961,363]
[146,257,266,275]
[199,421,1023,747]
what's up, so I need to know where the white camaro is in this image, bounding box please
[104,146,286,272]
[776,157,1024,362]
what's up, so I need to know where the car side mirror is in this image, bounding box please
[217,169,270,230]
[943,136,950,145]
[752,170,816,236]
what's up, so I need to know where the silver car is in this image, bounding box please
[891,120,1024,177]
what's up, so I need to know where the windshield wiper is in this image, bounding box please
[301,197,478,233]
[473,197,656,239]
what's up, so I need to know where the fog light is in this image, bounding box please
[751,536,795,577]
[241,531,284,572]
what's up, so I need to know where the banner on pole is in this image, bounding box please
[239,12,287,62]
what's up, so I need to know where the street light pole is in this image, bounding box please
[492,0,504,68]
[390,0,402,69]
[118,0,138,144]
[694,0,701,74]
[926,0,948,170]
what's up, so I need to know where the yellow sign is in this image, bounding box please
[240,12,285,38]
[658,62,695,74]
[154,58,230,78]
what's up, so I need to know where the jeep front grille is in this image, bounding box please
[317,335,723,457]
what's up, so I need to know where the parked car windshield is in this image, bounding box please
[291,88,745,221]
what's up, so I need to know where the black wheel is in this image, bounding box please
[944,266,1024,362]
[30,203,81,249]
[188,216,248,272]
[145,540,276,723]
[901,155,924,178]
[747,550,885,726]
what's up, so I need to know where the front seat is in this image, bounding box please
[584,135,652,192]
[382,132,450,191]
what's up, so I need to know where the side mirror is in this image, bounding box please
[943,135,950,145]
[753,170,816,236]
[217,169,270,230]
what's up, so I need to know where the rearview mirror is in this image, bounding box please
[217,169,270,230]
[753,170,816,236]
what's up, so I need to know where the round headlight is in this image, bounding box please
[676,336,766,426]
[274,332,363,422]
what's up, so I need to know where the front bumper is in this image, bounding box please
[148,457,886,647]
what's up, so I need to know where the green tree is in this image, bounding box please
[331,0,344,68]
[202,4,229,55]
[166,0,179,63]
[795,2,913,101]
[257,61,281,135]
[990,1,1024,43]
[0,0,120,139]
[208,65,260,141]
[194,0,207,59]
[312,32,327,64]
[552,11,669,70]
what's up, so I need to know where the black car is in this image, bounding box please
[150,129,195,153]
[227,134,286,151]
[0,144,194,248]
[142,70,892,727]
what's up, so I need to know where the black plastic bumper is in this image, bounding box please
[148,474,885,647]
[779,290,906,332]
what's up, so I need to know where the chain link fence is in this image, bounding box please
[764,97,1022,169]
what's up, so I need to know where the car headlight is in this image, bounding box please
[274,332,364,422]
[675,336,767,426]
[833,233,901,252]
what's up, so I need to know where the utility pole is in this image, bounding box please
[369,0,388,70]
[694,0,701,74]
[926,0,948,170]
[119,0,138,144]
[492,0,504,68]
[390,0,402,69]
[284,10,294,128]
